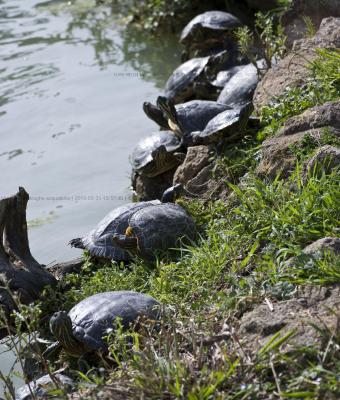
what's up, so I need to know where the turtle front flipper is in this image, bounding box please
[112,233,138,251]
[69,238,85,249]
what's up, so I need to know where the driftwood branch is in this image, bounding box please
[47,257,84,281]
[0,187,57,338]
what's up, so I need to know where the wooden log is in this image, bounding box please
[0,187,57,339]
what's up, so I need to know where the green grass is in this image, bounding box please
[45,165,339,399]
[259,49,340,139]
[1,14,340,400]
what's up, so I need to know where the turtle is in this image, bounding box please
[164,50,232,104]
[113,202,196,260]
[217,60,267,107]
[155,96,232,139]
[49,291,160,357]
[180,11,243,59]
[16,374,74,400]
[193,64,245,100]
[131,131,185,178]
[69,185,184,261]
[189,102,253,145]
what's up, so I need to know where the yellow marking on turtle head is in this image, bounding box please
[168,119,180,134]
[125,226,134,236]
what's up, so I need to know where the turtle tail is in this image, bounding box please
[69,238,85,249]
[157,96,183,135]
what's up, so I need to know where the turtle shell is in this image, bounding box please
[69,291,160,352]
[131,131,182,177]
[70,201,160,260]
[127,203,196,259]
[16,374,74,400]
[211,65,244,88]
[165,56,210,104]
[217,60,267,107]
[175,100,231,136]
[180,11,242,46]
[192,103,252,144]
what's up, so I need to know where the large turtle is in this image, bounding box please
[113,202,196,260]
[180,11,242,59]
[49,291,160,357]
[69,201,159,260]
[164,50,232,104]
[69,185,184,261]
[131,131,185,178]
[189,102,253,145]
[149,97,231,138]
[217,60,267,107]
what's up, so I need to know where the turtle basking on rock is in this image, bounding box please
[69,184,190,261]
[157,96,253,145]
[180,11,243,59]
[131,131,185,178]
[144,97,231,138]
[164,50,233,104]
[193,64,245,99]
[217,60,267,107]
[49,291,160,357]
[190,102,253,145]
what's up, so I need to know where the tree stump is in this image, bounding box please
[0,187,57,339]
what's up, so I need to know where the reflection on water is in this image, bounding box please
[0,0,180,395]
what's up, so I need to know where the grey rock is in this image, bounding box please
[282,1,340,47]
[253,17,340,113]
[303,145,340,181]
[173,146,212,186]
[256,101,340,178]
[303,237,340,256]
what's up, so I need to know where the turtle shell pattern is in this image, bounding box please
[68,291,160,351]
[73,201,160,260]
[127,203,196,259]
[131,131,182,177]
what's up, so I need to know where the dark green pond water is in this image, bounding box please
[0,0,180,393]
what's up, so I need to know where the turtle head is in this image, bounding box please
[151,144,167,160]
[50,311,72,339]
[50,311,83,356]
[206,50,229,77]
[143,101,168,130]
[112,231,138,251]
[156,96,184,137]
[161,184,184,203]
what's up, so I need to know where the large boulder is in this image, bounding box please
[302,144,340,181]
[256,101,340,178]
[282,1,340,47]
[173,146,229,199]
[253,17,340,112]
[238,285,340,350]
[303,237,340,256]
